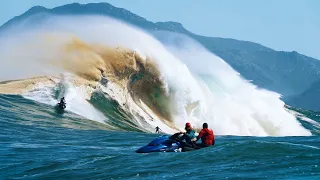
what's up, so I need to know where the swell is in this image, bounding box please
[65,38,173,125]
[0,15,315,136]
[0,94,112,131]
[0,35,177,133]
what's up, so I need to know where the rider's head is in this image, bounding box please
[185,122,192,131]
[203,123,208,129]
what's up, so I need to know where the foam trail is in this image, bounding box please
[287,109,320,128]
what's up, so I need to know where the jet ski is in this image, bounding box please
[136,135,182,153]
[55,102,66,114]
[136,133,201,153]
[56,102,66,110]
[56,97,66,110]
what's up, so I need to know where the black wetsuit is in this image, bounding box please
[169,133,198,152]
[155,127,161,133]
[58,100,66,109]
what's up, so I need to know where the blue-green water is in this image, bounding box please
[0,94,319,179]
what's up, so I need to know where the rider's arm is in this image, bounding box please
[193,130,204,142]
[169,132,183,141]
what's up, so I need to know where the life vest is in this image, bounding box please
[199,128,215,145]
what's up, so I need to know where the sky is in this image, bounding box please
[0,0,319,59]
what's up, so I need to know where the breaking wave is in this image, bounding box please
[0,15,312,136]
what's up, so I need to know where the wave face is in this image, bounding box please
[0,15,312,136]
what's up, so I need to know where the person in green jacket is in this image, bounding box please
[168,122,198,151]
[180,122,196,145]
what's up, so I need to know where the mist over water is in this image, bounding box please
[0,15,311,136]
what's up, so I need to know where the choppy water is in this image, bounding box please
[0,94,319,179]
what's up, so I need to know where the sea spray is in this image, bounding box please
[0,15,311,136]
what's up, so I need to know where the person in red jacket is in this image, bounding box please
[193,123,215,148]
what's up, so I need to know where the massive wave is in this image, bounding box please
[0,15,312,136]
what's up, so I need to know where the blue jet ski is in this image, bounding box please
[136,135,181,153]
[136,133,201,153]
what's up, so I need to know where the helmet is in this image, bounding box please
[185,122,192,128]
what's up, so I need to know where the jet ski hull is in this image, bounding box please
[136,135,181,153]
[136,134,211,153]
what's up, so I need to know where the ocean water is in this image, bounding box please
[0,14,320,179]
[1,94,319,179]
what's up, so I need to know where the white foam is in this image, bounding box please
[159,35,311,136]
[2,15,312,136]
[287,109,320,128]
[23,74,107,124]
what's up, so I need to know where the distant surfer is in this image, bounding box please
[155,126,161,134]
[58,97,66,109]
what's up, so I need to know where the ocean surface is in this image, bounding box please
[0,14,320,179]
[1,94,319,179]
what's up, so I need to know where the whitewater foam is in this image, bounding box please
[159,35,311,136]
[0,15,312,136]
[22,74,107,124]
